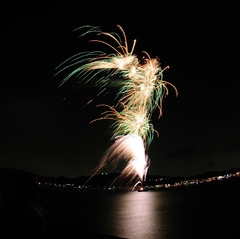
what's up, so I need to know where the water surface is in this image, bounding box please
[37,180,240,239]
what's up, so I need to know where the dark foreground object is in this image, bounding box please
[0,173,130,239]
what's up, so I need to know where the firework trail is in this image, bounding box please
[56,25,177,186]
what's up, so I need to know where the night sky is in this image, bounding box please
[1,1,240,178]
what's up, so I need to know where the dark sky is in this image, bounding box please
[1,1,240,178]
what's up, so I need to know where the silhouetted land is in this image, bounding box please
[1,167,240,195]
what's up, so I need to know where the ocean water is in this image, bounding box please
[36,179,240,239]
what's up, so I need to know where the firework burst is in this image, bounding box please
[56,25,177,187]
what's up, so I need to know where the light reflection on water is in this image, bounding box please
[88,191,172,239]
[77,185,240,239]
[101,192,161,238]
[38,183,240,239]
